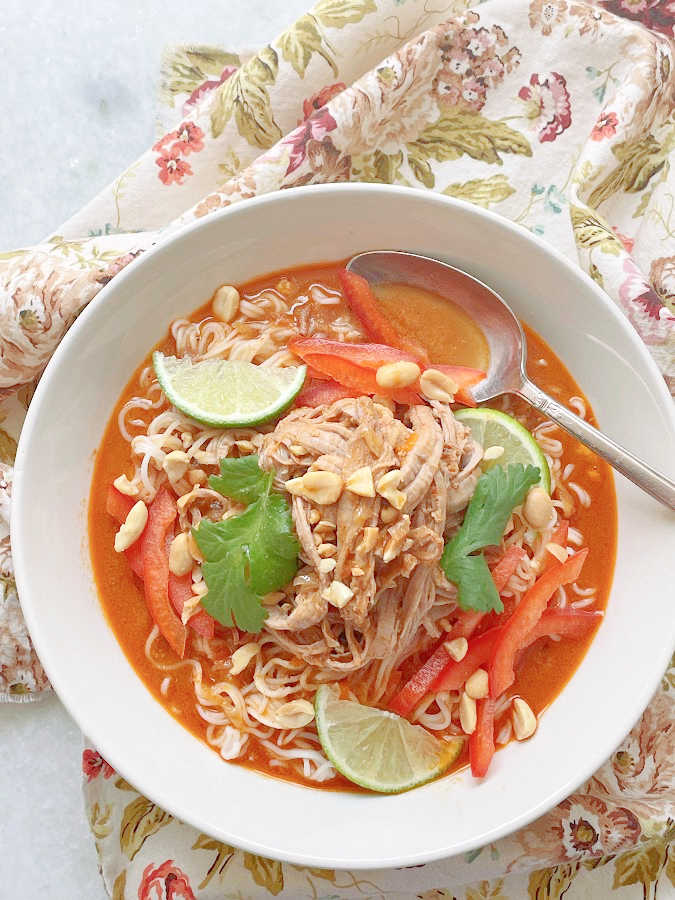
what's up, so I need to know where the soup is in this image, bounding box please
[89,260,616,792]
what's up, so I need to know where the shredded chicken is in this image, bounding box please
[258,396,479,701]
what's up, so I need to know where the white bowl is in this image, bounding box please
[12,184,675,869]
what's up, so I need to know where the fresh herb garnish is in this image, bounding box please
[441,463,540,613]
[193,455,299,632]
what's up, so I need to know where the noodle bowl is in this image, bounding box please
[89,259,615,790]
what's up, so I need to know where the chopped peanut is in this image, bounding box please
[322,581,354,609]
[212,285,240,322]
[113,474,138,497]
[483,445,504,462]
[168,533,192,576]
[444,637,468,662]
[546,542,568,564]
[419,368,458,403]
[230,642,260,675]
[114,501,148,552]
[523,486,554,529]
[345,466,375,498]
[376,470,406,510]
[162,450,190,482]
[375,361,421,390]
[512,697,537,740]
[459,691,477,735]
[465,668,489,700]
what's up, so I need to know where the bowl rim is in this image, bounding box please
[11,183,675,869]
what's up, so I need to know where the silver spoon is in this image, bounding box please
[347,250,675,510]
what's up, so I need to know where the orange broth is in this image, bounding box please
[89,261,617,789]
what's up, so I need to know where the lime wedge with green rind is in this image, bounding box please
[153,352,306,428]
[454,407,551,492]
[314,685,464,794]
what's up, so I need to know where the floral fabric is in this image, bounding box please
[83,659,675,899]
[1,0,674,894]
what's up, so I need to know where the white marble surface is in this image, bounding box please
[2,2,308,897]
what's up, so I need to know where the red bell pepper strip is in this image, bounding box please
[106,484,134,521]
[489,549,589,698]
[431,627,503,695]
[389,643,457,717]
[491,545,527,592]
[338,269,429,361]
[470,698,496,777]
[290,338,422,403]
[390,545,526,715]
[168,573,215,639]
[541,520,569,572]
[106,485,145,578]
[449,610,485,640]
[290,337,420,369]
[525,608,602,645]
[295,380,356,408]
[142,487,187,658]
[447,547,526,641]
[339,270,408,348]
[433,364,485,407]
[107,485,214,639]
[297,352,420,405]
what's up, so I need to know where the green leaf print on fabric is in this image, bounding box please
[211,46,281,147]
[351,149,406,183]
[279,15,337,78]
[527,863,578,898]
[443,174,516,208]
[278,1,375,79]
[112,870,126,900]
[313,0,377,28]
[588,129,675,209]
[0,426,17,465]
[119,795,173,861]
[160,46,241,106]
[192,834,237,889]
[570,205,623,256]
[612,836,669,893]
[243,853,285,895]
[406,112,532,188]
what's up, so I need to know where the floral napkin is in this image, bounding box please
[1,0,674,895]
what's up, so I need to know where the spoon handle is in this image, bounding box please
[517,379,675,511]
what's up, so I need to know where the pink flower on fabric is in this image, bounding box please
[619,257,665,320]
[514,794,641,866]
[301,82,346,121]
[152,130,177,153]
[434,21,521,113]
[613,228,634,253]
[82,749,114,782]
[153,122,204,156]
[518,72,572,143]
[597,0,674,36]
[138,861,196,900]
[461,78,487,108]
[591,111,619,141]
[183,65,237,115]
[155,147,193,186]
[171,122,205,156]
[283,107,338,175]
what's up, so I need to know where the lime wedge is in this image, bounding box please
[314,685,464,793]
[454,407,550,492]
[153,352,306,428]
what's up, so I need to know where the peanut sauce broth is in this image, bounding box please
[89,261,617,790]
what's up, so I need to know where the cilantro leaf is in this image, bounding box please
[194,455,299,632]
[208,454,271,505]
[201,550,267,633]
[441,464,540,613]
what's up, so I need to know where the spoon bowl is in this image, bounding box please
[348,250,675,509]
